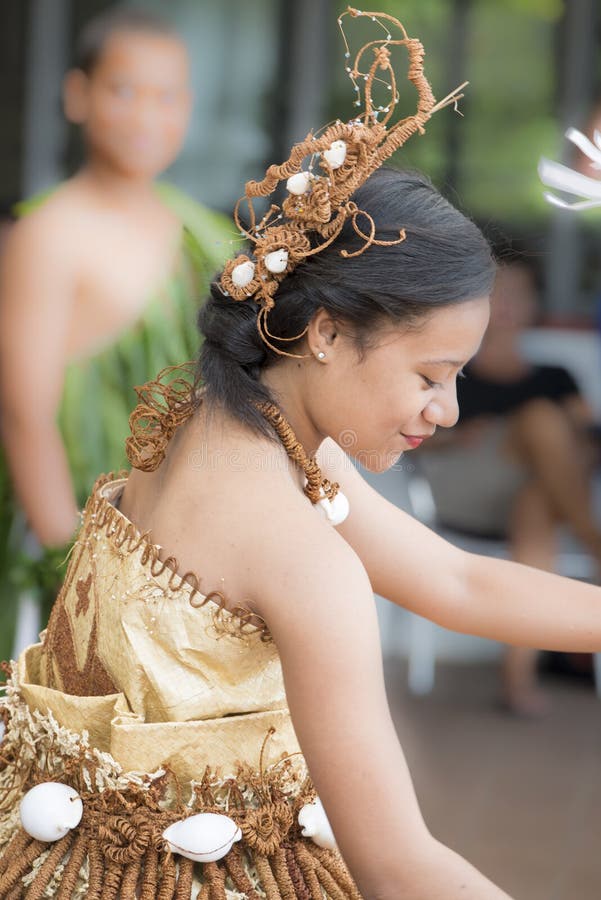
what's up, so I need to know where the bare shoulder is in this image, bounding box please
[176,417,370,597]
[0,189,83,388]
[3,184,86,266]
[242,452,374,628]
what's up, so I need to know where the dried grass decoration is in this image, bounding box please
[218,6,467,359]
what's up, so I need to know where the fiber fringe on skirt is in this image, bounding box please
[0,667,362,899]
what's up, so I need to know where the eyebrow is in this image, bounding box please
[418,358,466,368]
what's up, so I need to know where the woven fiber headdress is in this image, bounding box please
[218,6,467,359]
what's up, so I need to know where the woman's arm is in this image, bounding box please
[248,490,513,900]
[0,217,79,546]
[456,553,599,650]
[319,438,601,652]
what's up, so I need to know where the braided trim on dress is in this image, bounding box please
[86,472,272,643]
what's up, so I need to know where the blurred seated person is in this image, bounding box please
[417,257,601,716]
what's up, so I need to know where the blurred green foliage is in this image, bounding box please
[333,0,564,225]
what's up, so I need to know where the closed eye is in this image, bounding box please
[422,368,466,388]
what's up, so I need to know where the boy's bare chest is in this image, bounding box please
[66,214,181,359]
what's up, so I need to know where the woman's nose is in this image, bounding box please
[424,385,459,429]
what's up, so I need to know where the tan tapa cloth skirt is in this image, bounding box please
[0,473,362,898]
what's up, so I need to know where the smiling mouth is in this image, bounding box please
[400,432,433,449]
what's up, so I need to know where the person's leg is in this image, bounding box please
[505,398,601,563]
[501,479,557,716]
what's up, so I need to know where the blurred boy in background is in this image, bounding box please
[0,9,230,658]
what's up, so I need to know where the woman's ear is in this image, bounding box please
[307,308,338,360]
[63,69,89,124]
[310,308,339,346]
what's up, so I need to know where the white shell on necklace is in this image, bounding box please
[317,489,350,525]
[304,479,350,525]
[264,249,289,274]
[286,171,312,195]
[231,259,256,287]
[20,782,83,842]
[298,797,337,850]
[163,812,242,863]
[323,140,347,169]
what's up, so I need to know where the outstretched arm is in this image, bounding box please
[320,439,601,652]
[0,216,79,546]
[456,553,599,650]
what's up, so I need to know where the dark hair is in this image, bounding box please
[197,167,496,439]
[74,7,178,75]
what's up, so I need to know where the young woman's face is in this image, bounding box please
[311,297,490,472]
[72,31,192,178]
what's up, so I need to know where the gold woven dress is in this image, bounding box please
[0,380,362,899]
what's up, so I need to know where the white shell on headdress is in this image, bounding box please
[538,127,601,211]
[264,249,289,274]
[231,259,256,287]
[162,812,242,863]
[317,490,350,526]
[286,171,312,195]
[298,798,337,850]
[323,140,347,169]
[20,782,83,843]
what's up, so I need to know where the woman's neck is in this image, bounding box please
[259,364,324,460]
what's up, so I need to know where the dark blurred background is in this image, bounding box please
[1,0,601,318]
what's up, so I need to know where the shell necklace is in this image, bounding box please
[257,401,350,526]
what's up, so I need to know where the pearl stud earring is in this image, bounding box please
[317,351,326,360]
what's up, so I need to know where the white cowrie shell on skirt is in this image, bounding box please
[298,797,337,850]
[20,782,83,843]
[163,812,242,863]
